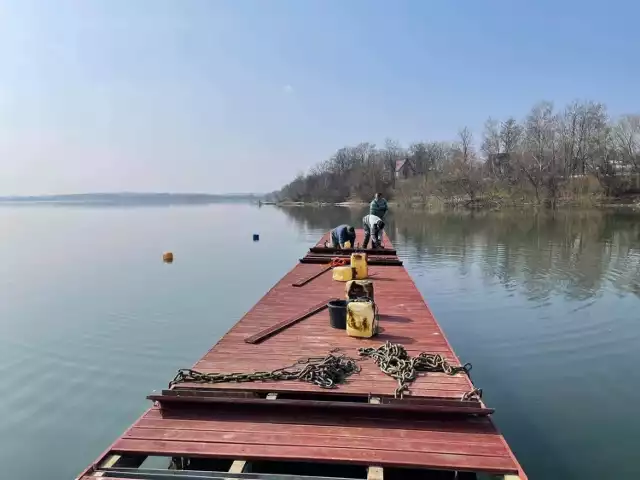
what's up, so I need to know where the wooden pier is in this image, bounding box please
[77,230,526,480]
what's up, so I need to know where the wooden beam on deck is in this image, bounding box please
[367,397,384,480]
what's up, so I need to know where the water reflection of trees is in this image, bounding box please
[279,206,640,301]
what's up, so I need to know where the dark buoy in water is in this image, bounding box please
[253,234,260,241]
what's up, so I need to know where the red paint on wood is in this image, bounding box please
[76,231,526,479]
[124,427,507,457]
[112,439,518,474]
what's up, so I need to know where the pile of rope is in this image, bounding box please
[169,350,360,390]
[358,341,474,398]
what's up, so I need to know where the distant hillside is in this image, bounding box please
[0,192,263,205]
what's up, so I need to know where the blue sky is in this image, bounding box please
[1,0,639,195]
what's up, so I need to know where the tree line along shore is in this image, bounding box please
[268,99,640,209]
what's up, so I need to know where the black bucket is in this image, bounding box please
[328,299,348,329]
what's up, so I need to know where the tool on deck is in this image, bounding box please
[292,257,349,287]
[244,298,335,344]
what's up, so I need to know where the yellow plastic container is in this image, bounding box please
[350,253,368,280]
[346,300,377,338]
[343,240,352,249]
[332,266,353,282]
[345,280,374,301]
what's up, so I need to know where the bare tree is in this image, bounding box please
[481,118,500,158]
[443,127,484,201]
[382,138,403,187]
[520,102,559,204]
[613,114,640,173]
[458,127,474,163]
[500,117,523,154]
[276,99,640,207]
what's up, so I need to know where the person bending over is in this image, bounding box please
[330,224,356,249]
[362,214,385,249]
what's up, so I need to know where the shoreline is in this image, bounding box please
[272,199,640,210]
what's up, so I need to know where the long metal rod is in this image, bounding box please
[292,265,332,287]
[244,299,333,344]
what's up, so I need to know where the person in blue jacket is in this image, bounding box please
[369,192,388,219]
[330,224,356,249]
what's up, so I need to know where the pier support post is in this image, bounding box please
[367,396,384,480]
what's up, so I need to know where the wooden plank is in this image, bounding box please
[99,455,121,469]
[98,454,145,469]
[173,380,467,400]
[123,427,509,457]
[367,466,384,480]
[135,417,505,445]
[228,460,251,476]
[169,381,472,399]
[143,407,504,437]
[367,397,384,480]
[243,299,333,344]
[141,410,504,440]
[112,439,519,474]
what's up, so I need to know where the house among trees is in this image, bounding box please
[395,158,415,179]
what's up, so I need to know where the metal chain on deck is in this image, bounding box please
[169,349,361,390]
[358,341,477,399]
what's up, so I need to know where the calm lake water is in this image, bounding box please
[1,204,639,479]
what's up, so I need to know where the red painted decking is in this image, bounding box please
[78,230,526,479]
[189,247,471,399]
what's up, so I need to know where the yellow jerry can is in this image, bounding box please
[332,266,353,282]
[346,300,377,338]
[350,253,368,279]
[345,279,374,301]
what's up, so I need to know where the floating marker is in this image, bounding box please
[163,252,174,263]
[253,234,260,241]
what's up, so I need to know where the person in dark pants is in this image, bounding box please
[362,214,385,249]
[330,225,356,248]
[369,192,388,219]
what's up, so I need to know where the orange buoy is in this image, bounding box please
[163,252,174,263]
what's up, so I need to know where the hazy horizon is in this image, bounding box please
[2,1,640,195]
[0,191,264,198]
